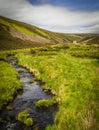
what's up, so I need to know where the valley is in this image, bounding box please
[0,16,99,130]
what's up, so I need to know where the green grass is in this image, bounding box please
[12,24,36,36]
[0,17,36,36]
[0,17,11,26]
[69,44,99,59]
[16,44,99,130]
[0,58,22,109]
[35,98,57,108]
[35,29,51,39]
[16,109,33,126]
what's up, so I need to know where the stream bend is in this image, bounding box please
[0,57,57,130]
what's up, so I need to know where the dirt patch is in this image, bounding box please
[9,27,50,43]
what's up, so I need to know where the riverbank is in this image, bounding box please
[0,56,57,130]
[16,44,99,130]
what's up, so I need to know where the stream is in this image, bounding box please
[0,56,57,130]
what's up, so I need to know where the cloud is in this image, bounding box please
[0,0,99,33]
[0,0,28,19]
[78,24,99,34]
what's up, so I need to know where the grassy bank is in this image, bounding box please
[0,56,22,110]
[16,44,99,130]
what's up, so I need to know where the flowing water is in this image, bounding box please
[0,56,57,130]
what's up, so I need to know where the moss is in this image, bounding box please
[16,109,33,126]
[24,118,33,126]
[35,99,57,108]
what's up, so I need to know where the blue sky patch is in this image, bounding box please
[28,0,99,11]
[0,0,99,33]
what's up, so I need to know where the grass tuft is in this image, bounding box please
[16,109,33,126]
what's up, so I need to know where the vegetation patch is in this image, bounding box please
[16,109,33,126]
[12,24,36,36]
[0,17,35,36]
[35,98,57,108]
[69,44,99,58]
[0,56,22,110]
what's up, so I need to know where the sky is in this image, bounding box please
[0,0,99,33]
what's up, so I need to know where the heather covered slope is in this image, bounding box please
[0,16,69,50]
[0,16,99,50]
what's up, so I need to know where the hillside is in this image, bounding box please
[0,16,99,50]
[0,21,99,129]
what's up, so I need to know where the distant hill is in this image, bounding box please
[0,16,99,50]
[79,35,99,44]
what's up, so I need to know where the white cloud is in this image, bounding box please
[0,0,99,33]
[77,24,99,33]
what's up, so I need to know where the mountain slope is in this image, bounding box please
[0,16,51,50]
[80,35,99,44]
[0,16,99,50]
